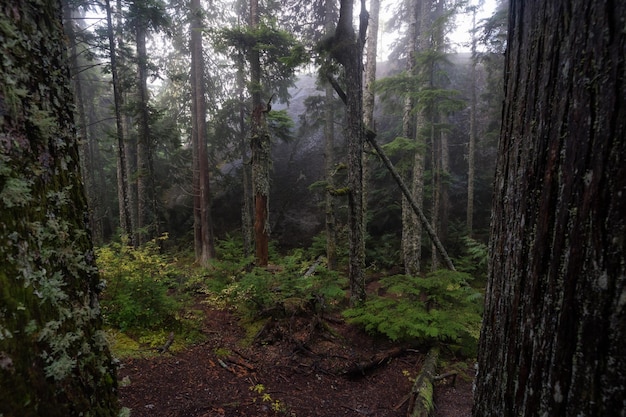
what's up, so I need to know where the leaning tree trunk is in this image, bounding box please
[0,1,120,415]
[473,1,626,416]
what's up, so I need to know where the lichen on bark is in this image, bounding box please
[0,1,120,415]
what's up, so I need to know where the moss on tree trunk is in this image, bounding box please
[0,1,120,415]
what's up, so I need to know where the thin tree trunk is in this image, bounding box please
[237,53,253,258]
[402,0,421,276]
[324,82,337,270]
[249,0,271,266]
[367,131,455,272]
[104,0,133,243]
[466,6,478,236]
[136,20,150,244]
[430,122,440,270]
[62,4,100,243]
[362,0,379,261]
[473,1,626,415]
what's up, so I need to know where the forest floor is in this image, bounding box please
[117,300,474,417]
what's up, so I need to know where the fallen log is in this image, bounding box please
[406,346,439,417]
[342,346,405,378]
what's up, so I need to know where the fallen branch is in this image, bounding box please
[158,332,174,354]
[433,371,457,385]
[303,255,324,278]
[343,346,405,378]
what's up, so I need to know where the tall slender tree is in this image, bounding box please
[325,0,369,304]
[104,0,134,243]
[190,0,216,265]
[249,0,271,266]
[473,0,626,415]
[0,0,120,414]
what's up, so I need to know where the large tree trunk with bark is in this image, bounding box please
[473,1,626,416]
[190,0,216,265]
[0,1,120,415]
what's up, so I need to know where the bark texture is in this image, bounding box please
[473,1,626,416]
[249,0,271,266]
[190,0,216,265]
[0,1,120,415]
[328,0,368,304]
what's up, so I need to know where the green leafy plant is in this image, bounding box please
[343,270,482,354]
[216,249,346,320]
[455,236,489,281]
[96,236,182,332]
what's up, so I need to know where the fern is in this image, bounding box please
[343,271,483,352]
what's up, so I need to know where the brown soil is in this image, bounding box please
[117,303,474,417]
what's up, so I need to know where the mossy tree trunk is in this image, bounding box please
[473,0,626,415]
[249,0,271,267]
[0,0,120,415]
[328,0,368,305]
[323,0,337,271]
[402,0,430,276]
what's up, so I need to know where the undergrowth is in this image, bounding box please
[207,246,347,320]
[96,235,205,357]
[343,270,483,355]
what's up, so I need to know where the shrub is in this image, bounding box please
[343,270,482,353]
[96,237,182,332]
[216,249,346,319]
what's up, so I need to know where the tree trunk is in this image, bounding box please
[135,19,151,244]
[328,0,368,305]
[323,0,337,271]
[324,81,338,270]
[249,0,271,266]
[430,122,440,270]
[190,0,216,265]
[62,4,101,243]
[237,52,254,258]
[404,0,432,275]
[362,0,379,260]
[401,0,422,276]
[104,0,133,244]
[473,1,626,416]
[0,1,120,414]
[466,6,478,237]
